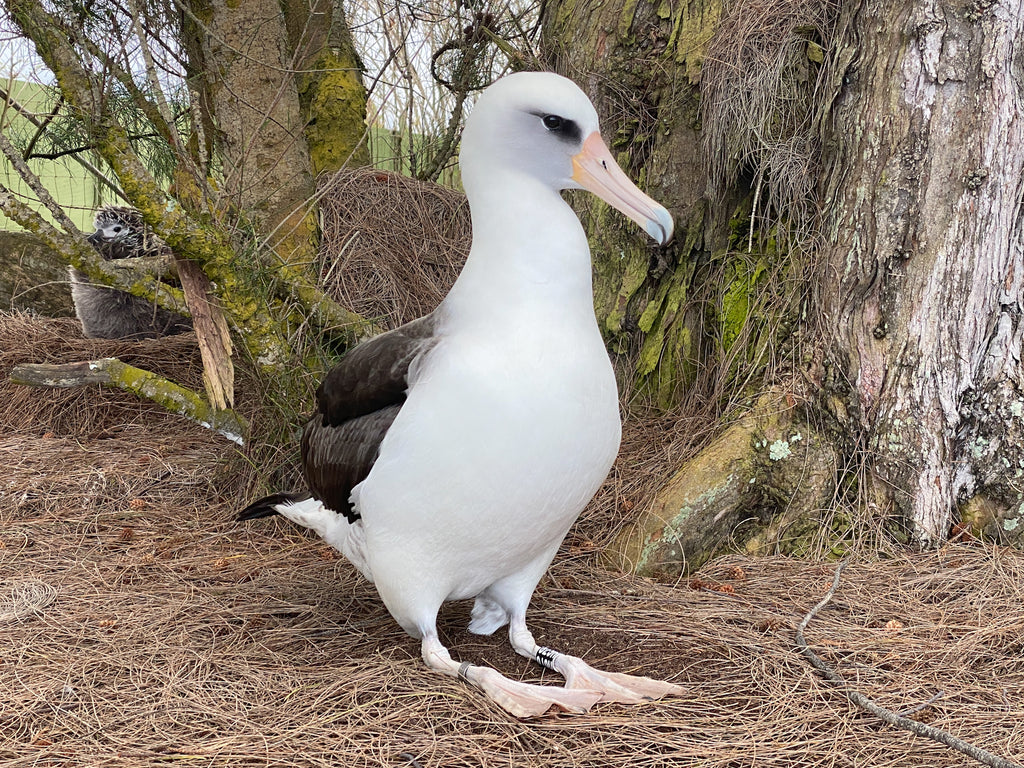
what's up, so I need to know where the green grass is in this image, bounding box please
[369,126,462,188]
[0,79,101,232]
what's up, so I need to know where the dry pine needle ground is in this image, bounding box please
[1,315,1023,767]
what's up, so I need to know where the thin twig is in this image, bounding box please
[0,131,79,233]
[896,690,946,718]
[796,560,1024,768]
[24,132,164,161]
[128,0,182,152]
[21,91,62,160]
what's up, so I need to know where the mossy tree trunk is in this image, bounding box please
[283,0,371,175]
[187,0,318,266]
[542,0,1024,576]
[543,0,806,407]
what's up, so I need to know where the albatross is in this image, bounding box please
[239,71,682,717]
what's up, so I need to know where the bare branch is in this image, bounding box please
[796,561,1024,768]
[21,89,61,160]
[177,257,234,410]
[128,0,181,149]
[74,27,181,152]
[23,132,164,161]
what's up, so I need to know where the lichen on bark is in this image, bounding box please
[10,358,247,444]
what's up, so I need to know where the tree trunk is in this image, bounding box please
[542,0,1024,576]
[815,0,1024,547]
[0,232,74,317]
[542,0,719,405]
[283,0,371,174]
[188,0,318,265]
[542,0,806,406]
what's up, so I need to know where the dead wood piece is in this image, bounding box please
[176,258,234,410]
[796,561,1024,768]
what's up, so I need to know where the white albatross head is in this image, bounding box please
[459,71,674,246]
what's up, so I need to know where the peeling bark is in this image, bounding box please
[816,0,1024,545]
[177,258,234,410]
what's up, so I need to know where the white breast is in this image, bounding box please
[353,309,620,612]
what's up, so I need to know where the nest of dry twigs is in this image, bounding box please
[316,168,470,330]
[2,313,1023,767]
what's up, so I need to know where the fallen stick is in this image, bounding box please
[10,358,246,445]
[795,560,1023,768]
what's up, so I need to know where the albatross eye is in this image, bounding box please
[542,114,565,130]
[538,113,582,143]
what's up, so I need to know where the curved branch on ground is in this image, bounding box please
[796,561,1024,768]
[9,358,247,444]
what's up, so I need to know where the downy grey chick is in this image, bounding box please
[71,205,192,339]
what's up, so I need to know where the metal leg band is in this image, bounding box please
[457,660,472,682]
[535,646,559,671]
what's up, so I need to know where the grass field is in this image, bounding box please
[1,80,101,231]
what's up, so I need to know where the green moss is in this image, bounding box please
[666,0,723,78]
[101,358,248,443]
[300,49,370,174]
[720,256,767,350]
[618,0,641,38]
[635,272,692,407]
[603,249,649,336]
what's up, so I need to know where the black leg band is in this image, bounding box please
[535,646,559,671]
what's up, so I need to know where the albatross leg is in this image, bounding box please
[420,632,602,718]
[508,616,685,704]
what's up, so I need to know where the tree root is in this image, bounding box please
[10,359,247,445]
[607,391,838,579]
[796,561,1024,768]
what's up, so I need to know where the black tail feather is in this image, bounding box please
[237,492,311,521]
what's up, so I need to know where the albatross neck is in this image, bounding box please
[444,168,596,320]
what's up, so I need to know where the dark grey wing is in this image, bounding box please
[301,405,400,522]
[301,313,439,523]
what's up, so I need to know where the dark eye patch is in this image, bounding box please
[533,112,582,144]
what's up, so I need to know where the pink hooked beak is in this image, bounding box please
[571,132,674,245]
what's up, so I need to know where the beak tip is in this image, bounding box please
[647,207,674,246]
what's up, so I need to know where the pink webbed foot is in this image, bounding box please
[467,665,604,718]
[548,650,685,704]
